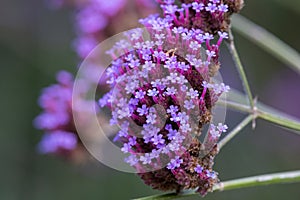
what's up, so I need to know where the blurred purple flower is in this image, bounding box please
[77,6,108,33]
[38,131,77,154]
[93,0,126,16]
[34,71,73,130]
[34,71,87,159]
[73,36,98,58]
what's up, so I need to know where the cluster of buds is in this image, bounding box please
[157,0,244,33]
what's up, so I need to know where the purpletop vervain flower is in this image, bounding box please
[99,0,231,193]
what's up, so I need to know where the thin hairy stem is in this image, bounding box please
[227,29,255,110]
[134,170,300,200]
[232,15,300,74]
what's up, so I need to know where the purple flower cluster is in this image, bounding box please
[99,0,232,193]
[139,13,229,78]
[34,71,80,157]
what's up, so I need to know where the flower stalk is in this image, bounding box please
[226,29,255,110]
[134,170,300,200]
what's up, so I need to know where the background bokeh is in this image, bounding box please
[1,0,300,199]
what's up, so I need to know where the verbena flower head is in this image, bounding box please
[99,0,231,194]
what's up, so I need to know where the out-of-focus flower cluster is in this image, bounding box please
[34,71,82,157]
[48,0,158,58]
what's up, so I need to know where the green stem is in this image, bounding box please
[232,15,300,74]
[227,29,254,109]
[218,115,253,150]
[258,109,300,133]
[134,170,300,200]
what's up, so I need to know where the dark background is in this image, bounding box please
[1,0,300,199]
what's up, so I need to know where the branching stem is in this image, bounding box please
[217,99,300,133]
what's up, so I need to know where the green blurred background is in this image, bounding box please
[1,0,300,199]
